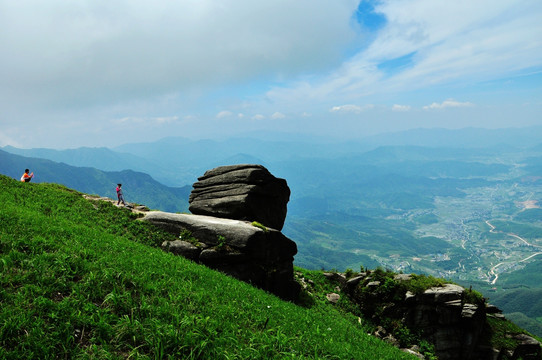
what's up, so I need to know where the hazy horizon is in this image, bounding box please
[4,125,542,153]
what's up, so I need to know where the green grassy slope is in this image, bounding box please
[0,175,414,359]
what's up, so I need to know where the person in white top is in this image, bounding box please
[21,169,34,182]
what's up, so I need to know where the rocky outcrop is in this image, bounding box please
[510,334,542,359]
[403,284,486,360]
[140,165,299,301]
[340,270,542,360]
[142,211,300,301]
[189,164,290,231]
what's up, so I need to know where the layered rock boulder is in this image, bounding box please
[188,164,290,231]
[142,211,300,301]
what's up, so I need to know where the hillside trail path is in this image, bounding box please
[82,194,151,216]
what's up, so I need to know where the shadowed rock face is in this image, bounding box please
[342,274,542,360]
[142,211,300,301]
[188,164,290,231]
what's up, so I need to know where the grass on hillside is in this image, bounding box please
[0,175,415,359]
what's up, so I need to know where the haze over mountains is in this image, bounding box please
[6,126,542,185]
[2,126,542,336]
[0,149,190,213]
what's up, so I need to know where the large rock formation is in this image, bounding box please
[188,164,290,231]
[403,284,486,359]
[142,165,299,300]
[142,211,300,301]
[339,271,542,360]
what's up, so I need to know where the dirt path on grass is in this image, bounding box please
[82,194,151,215]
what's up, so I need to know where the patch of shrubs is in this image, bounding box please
[251,221,268,232]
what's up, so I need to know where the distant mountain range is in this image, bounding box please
[6,125,542,187]
[3,126,542,336]
[0,149,190,213]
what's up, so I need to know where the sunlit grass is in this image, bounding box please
[0,175,414,359]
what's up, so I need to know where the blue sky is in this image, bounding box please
[1,0,541,148]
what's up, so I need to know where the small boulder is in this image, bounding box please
[161,240,201,261]
[511,334,542,360]
[326,293,341,304]
[345,275,364,293]
[323,272,347,286]
[422,284,464,303]
[394,274,412,282]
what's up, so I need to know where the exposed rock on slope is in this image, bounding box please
[143,211,299,301]
[189,164,290,231]
[142,165,299,301]
[337,270,542,360]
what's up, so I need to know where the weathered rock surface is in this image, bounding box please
[405,284,486,359]
[188,164,290,231]
[142,211,300,301]
[511,334,542,360]
[326,293,340,304]
[342,271,542,360]
[323,272,347,286]
[161,240,202,261]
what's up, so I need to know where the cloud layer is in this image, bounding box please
[0,0,358,110]
[0,0,541,147]
[268,0,542,107]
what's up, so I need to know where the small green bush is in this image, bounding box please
[389,321,415,348]
[251,221,268,232]
[179,229,201,247]
[486,316,529,350]
[216,235,227,251]
[463,287,485,305]
[406,274,446,295]
[344,268,356,279]
[419,340,438,360]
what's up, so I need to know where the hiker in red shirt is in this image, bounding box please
[20,169,34,182]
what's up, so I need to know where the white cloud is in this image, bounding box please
[331,105,362,113]
[0,0,359,110]
[216,111,233,119]
[271,112,285,119]
[366,0,542,76]
[252,114,265,120]
[392,104,411,112]
[183,115,198,121]
[330,104,374,114]
[423,99,474,110]
[269,0,542,106]
[155,116,179,124]
[114,117,142,124]
[114,116,179,124]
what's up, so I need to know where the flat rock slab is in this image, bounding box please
[422,284,465,303]
[141,211,299,301]
[142,211,296,257]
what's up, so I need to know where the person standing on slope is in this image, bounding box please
[20,169,34,182]
[116,183,126,206]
